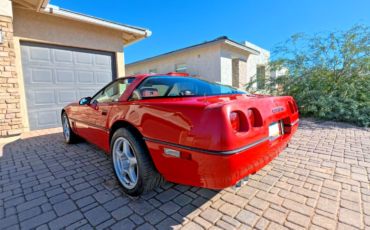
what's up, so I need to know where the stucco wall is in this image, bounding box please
[0,0,12,18]
[13,7,124,53]
[220,43,270,87]
[126,44,222,83]
[12,7,126,132]
[220,44,250,86]
[126,41,270,88]
[241,41,270,85]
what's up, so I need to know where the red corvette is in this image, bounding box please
[62,73,299,196]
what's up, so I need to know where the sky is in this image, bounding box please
[50,0,370,64]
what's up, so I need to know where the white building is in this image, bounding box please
[126,36,271,89]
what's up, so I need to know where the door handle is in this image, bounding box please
[102,110,108,115]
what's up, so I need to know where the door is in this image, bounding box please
[20,42,116,130]
[76,78,134,150]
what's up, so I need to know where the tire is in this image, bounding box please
[61,112,80,144]
[111,126,165,196]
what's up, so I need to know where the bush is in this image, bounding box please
[246,24,370,127]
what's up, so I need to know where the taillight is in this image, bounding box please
[288,101,295,114]
[248,109,255,127]
[293,101,298,112]
[230,112,240,132]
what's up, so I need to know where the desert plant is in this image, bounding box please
[246,24,370,127]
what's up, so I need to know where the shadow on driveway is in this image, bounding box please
[0,131,220,230]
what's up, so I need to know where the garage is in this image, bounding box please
[20,42,116,130]
[0,0,151,137]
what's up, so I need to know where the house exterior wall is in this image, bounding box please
[126,45,222,83]
[0,1,22,137]
[241,41,270,87]
[220,44,251,86]
[126,40,270,89]
[271,67,288,79]
[8,7,127,134]
[231,58,247,89]
[0,0,12,18]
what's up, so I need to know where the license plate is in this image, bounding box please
[269,122,280,141]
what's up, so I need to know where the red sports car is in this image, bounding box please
[62,73,299,196]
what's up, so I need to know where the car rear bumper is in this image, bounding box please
[145,120,299,189]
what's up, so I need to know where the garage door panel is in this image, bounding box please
[96,72,112,83]
[79,89,96,98]
[54,49,73,64]
[23,68,53,84]
[58,90,77,104]
[75,52,93,65]
[33,91,55,105]
[21,42,115,131]
[28,110,60,129]
[77,71,94,84]
[29,46,51,62]
[56,70,75,84]
[26,87,96,107]
[95,54,111,66]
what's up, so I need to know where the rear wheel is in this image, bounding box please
[62,113,80,144]
[111,127,165,196]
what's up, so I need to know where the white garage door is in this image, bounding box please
[20,42,116,130]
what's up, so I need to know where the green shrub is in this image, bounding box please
[246,24,370,127]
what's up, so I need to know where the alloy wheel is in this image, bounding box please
[113,137,138,189]
[63,117,70,141]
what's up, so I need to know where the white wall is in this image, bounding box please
[126,40,271,88]
[220,44,250,86]
[219,42,270,87]
[271,67,288,79]
[126,44,222,82]
[241,41,270,85]
[0,0,12,18]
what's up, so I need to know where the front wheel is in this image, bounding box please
[111,127,165,196]
[62,113,80,144]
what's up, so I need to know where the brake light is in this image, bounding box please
[248,109,255,127]
[230,112,240,132]
[293,101,298,112]
[288,101,295,114]
[166,72,189,77]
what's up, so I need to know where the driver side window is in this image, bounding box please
[91,78,133,104]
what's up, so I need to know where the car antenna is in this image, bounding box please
[204,92,208,103]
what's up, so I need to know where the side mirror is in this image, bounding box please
[79,97,91,105]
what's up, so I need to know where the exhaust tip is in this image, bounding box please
[231,175,250,190]
[231,179,242,190]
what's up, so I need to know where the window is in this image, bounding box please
[91,78,134,104]
[129,76,246,101]
[175,63,186,73]
[149,69,157,74]
[257,66,265,89]
[134,71,141,75]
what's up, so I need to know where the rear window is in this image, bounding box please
[129,76,246,100]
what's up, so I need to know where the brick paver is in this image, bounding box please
[0,118,369,229]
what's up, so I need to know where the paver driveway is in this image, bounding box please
[0,118,369,230]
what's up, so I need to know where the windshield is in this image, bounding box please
[130,76,246,100]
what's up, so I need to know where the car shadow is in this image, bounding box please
[0,131,221,229]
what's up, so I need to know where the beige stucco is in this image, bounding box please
[13,7,124,52]
[220,42,270,88]
[12,6,126,131]
[0,0,12,18]
[126,44,222,82]
[127,41,270,89]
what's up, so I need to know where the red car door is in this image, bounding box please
[76,78,134,151]
[75,103,94,142]
[88,102,112,151]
